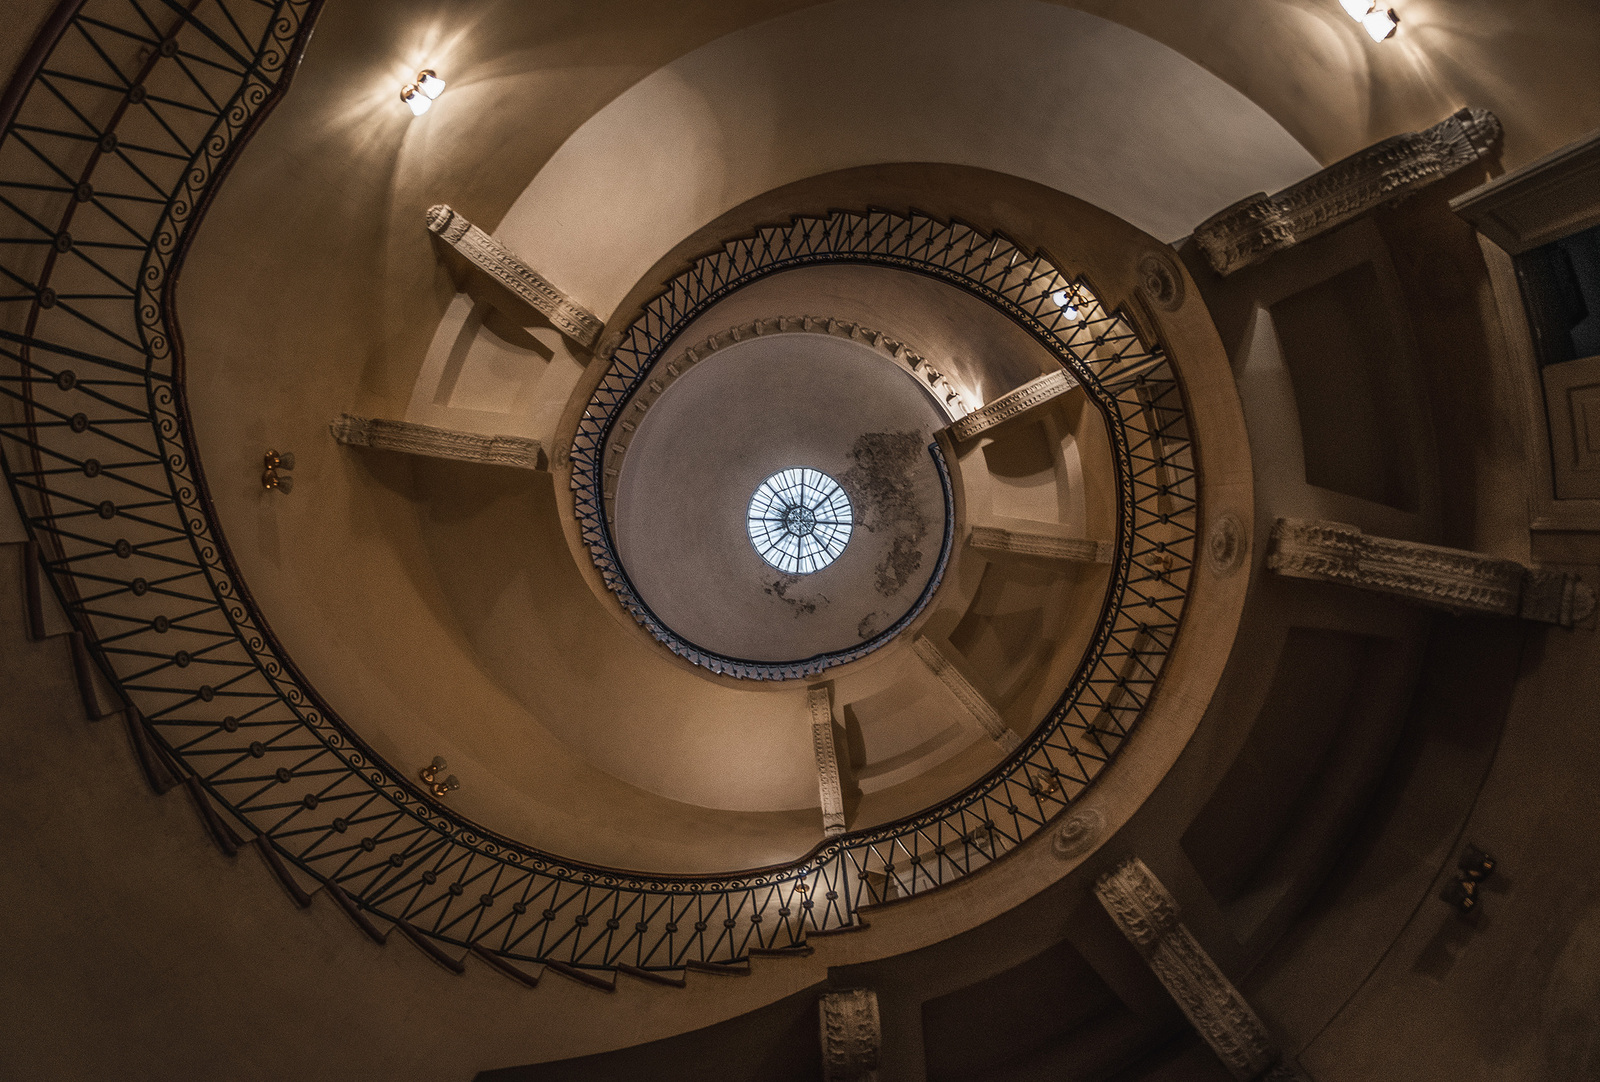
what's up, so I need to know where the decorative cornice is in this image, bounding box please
[912,635,1020,752]
[968,525,1112,564]
[1096,858,1278,1081]
[809,685,847,836]
[426,203,603,347]
[819,989,881,1082]
[600,315,963,520]
[329,414,545,471]
[1266,518,1594,627]
[1195,107,1503,276]
[947,369,1077,442]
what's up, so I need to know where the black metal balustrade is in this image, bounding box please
[0,0,1198,980]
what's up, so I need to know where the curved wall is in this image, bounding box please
[489,0,1317,323]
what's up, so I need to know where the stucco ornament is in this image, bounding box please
[1195,107,1502,276]
[1051,807,1105,859]
[820,988,881,1081]
[1267,518,1594,626]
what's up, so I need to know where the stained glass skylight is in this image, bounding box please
[747,468,853,575]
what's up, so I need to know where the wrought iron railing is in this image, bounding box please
[0,0,1197,977]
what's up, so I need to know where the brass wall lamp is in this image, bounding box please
[400,68,446,116]
[419,755,460,799]
[1441,844,1497,913]
[262,449,294,492]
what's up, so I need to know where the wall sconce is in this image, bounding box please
[400,69,445,115]
[1440,843,1496,913]
[261,449,294,493]
[419,755,460,798]
[1340,1,1399,41]
[416,69,446,100]
[1050,288,1080,321]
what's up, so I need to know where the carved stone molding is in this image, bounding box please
[1137,250,1186,312]
[809,685,847,836]
[911,635,1020,752]
[968,525,1113,564]
[1051,807,1104,860]
[820,988,881,1082]
[1095,858,1278,1081]
[947,369,1078,443]
[1205,512,1247,577]
[1266,518,1594,627]
[426,204,603,347]
[329,414,545,471]
[602,315,964,521]
[1195,107,1503,276]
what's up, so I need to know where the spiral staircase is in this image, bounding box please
[4,1,1600,1080]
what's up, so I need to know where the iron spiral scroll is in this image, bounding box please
[0,0,1198,977]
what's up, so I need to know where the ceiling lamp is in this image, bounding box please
[400,70,444,116]
[1339,1,1399,41]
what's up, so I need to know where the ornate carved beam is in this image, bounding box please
[809,685,847,836]
[1195,107,1502,276]
[1096,858,1306,1082]
[1266,518,1594,627]
[968,525,1113,564]
[820,988,881,1082]
[911,635,1020,752]
[330,414,545,471]
[947,369,1077,443]
[426,204,604,348]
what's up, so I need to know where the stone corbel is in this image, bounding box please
[1266,518,1594,627]
[820,988,881,1082]
[426,204,603,348]
[911,635,1019,752]
[1195,107,1503,276]
[968,525,1113,564]
[330,414,545,471]
[947,369,1077,443]
[809,685,848,836]
[1096,857,1310,1081]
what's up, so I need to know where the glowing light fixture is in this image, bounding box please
[1051,288,1080,321]
[400,83,429,116]
[416,68,446,99]
[1339,0,1398,41]
[1361,7,1399,40]
[400,69,444,116]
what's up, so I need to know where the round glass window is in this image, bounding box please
[747,468,853,575]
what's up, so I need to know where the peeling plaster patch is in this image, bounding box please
[841,431,927,598]
[857,612,885,639]
[764,573,826,617]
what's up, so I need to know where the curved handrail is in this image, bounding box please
[0,0,1198,974]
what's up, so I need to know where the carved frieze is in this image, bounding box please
[820,988,881,1082]
[1095,858,1278,1081]
[601,315,964,523]
[947,369,1078,443]
[1195,107,1503,276]
[1266,518,1594,627]
[809,685,847,836]
[968,525,1113,564]
[329,414,545,470]
[912,635,1020,752]
[426,204,603,347]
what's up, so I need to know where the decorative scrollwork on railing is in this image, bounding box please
[0,1,1197,978]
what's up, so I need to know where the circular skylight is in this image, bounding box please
[747,468,853,575]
